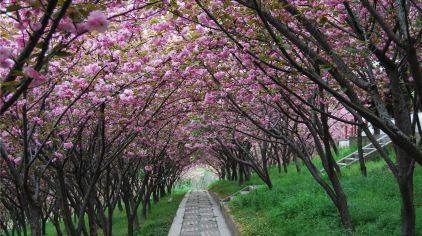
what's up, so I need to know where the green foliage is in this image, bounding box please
[209,153,422,235]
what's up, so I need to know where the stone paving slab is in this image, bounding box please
[168,190,232,236]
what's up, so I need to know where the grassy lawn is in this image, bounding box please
[209,173,264,199]
[42,190,186,236]
[208,146,360,199]
[209,152,422,235]
[135,190,185,236]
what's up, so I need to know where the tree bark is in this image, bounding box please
[398,170,415,236]
[357,124,367,177]
[28,205,42,236]
[51,214,63,236]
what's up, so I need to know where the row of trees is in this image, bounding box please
[0,0,420,235]
[184,0,420,234]
[0,1,198,235]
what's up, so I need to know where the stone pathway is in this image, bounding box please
[168,191,232,236]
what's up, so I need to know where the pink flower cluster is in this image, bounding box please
[144,165,153,172]
[58,11,109,34]
[119,89,135,103]
[63,142,73,150]
[86,11,109,33]
[0,46,13,69]
[23,67,47,86]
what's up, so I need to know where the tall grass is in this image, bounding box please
[209,152,422,235]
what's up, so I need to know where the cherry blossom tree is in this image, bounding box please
[0,0,420,235]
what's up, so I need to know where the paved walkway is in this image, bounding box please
[168,190,232,236]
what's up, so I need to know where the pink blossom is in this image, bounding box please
[32,117,43,125]
[76,22,89,33]
[153,22,169,32]
[14,22,26,30]
[197,13,209,25]
[54,152,63,159]
[31,22,42,31]
[145,165,153,172]
[204,93,215,105]
[86,11,109,33]
[23,67,41,79]
[63,142,73,150]
[24,67,47,87]
[59,18,76,34]
[12,157,22,165]
[195,25,205,34]
[0,59,13,69]
[119,89,134,102]
[214,71,225,80]
[0,47,12,60]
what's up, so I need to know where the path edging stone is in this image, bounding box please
[208,190,241,236]
[168,191,189,236]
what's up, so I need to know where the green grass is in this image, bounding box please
[334,145,358,159]
[135,190,185,236]
[208,145,359,199]
[311,145,358,169]
[209,153,422,235]
[209,178,260,199]
[42,190,186,236]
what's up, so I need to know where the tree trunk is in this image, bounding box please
[142,197,148,218]
[282,157,288,173]
[244,166,251,181]
[262,156,272,189]
[41,221,45,235]
[127,215,134,236]
[131,197,141,230]
[56,170,76,236]
[153,190,159,203]
[231,162,238,181]
[276,156,282,173]
[221,169,226,180]
[225,164,231,180]
[118,200,123,212]
[167,184,173,195]
[320,105,354,231]
[28,204,42,236]
[22,220,27,236]
[398,176,415,236]
[123,196,137,236]
[238,164,244,185]
[106,207,113,236]
[87,211,98,236]
[160,185,166,198]
[357,125,367,176]
[293,155,301,173]
[388,62,416,235]
[265,177,273,189]
[51,215,63,236]
[335,193,355,232]
[396,148,415,236]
